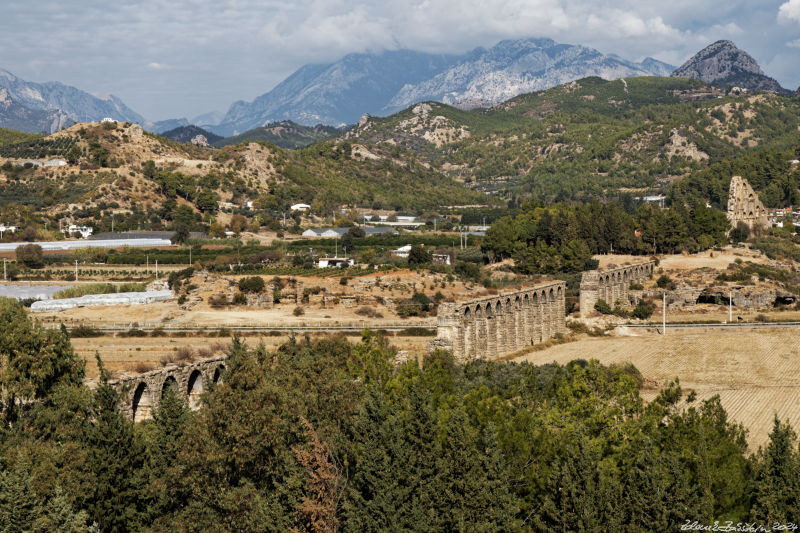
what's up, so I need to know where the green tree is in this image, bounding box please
[82,358,147,531]
[15,244,44,269]
[751,416,800,523]
[408,244,431,266]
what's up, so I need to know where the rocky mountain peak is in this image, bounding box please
[673,40,765,82]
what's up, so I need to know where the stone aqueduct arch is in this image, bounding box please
[113,356,227,421]
[578,261,655,317]
[428,281,567,362]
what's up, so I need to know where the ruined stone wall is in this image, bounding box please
[579,261,655,317]
[428,281,567,362]
[113,356,227,421]
[727,175,768,231]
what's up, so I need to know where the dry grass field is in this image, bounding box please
[515,328,800,450]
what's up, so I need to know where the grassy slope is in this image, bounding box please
[0,127,41,147]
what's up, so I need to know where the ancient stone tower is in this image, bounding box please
[727,176,768,230]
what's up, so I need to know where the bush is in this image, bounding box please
[340,277,349,286]
[656,274,674,289]
[631,299,655,320]
[629,282,644,291]
[355,306,383,318]
[233,292,247,305]
[16,244,44,268]
[754,313,769,322]
[293,306,305,316]
[594,299,612,315]
[122,328,148,337]
[70,324,103,338]
[238,276,265,293]
[411,292,431,310]
[408,244,431,266]
[398,327,437,336]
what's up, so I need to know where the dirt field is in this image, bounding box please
[595,246,771,271]
[515,328,800,450]
[74,333,432,379]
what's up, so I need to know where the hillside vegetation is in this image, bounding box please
[0,127,41,147]
[350,76,800,201]
[214,121,339,149]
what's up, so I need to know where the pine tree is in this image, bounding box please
[751,416,800,523]
[0,455,40,532]
[82,357,146,531]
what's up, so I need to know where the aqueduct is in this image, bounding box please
[428,281,567,362]
[113,356,227,422]
[579,261,655,317]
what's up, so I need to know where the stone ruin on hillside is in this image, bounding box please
[727,175,768,231]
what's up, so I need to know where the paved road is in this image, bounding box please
[623,321,800,330]
[51,322,437,333]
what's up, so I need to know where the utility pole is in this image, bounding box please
[189,247,192,265]
[662,291,666,336]
[75,260,78,282]
[729,290,732,323]
[155,260,158,279]
[3,258,6,281]
[146,254,149,275]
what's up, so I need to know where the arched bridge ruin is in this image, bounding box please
[579,261,655,317]
[429,281,567,362]
[113,356,227,422]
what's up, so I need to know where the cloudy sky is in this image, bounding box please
[1,0,799,121]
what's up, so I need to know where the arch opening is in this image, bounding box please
[132,382,152,423]
[187,370,204,409]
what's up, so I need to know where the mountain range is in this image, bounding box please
[211,38,674,135]
[0,69,143,133]
[1,38,796,138]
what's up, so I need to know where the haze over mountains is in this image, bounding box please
[0,68,143,133]
[1,38,797,137]
[211,38,674,135]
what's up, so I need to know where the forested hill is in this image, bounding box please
[0,121,487,218]
[347,76,800,201]
[213,121,339,149]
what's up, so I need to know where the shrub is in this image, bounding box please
[631,299,655,320]
[134,361,155,373]
[355,306,383,318]
[293,306,305,316]
[123,328,148,337]
[629,282,644,291]
[16,244,44,268]
[233,292,247,305]
[70,324,103,338]
[754,313,769,322]
[238,276,265,293]
[594,299,612,315]
[340,277,349,286]
[656,274,674,289]
[208,294,230,308]
[411,292,431,310]
[398,327,437,336]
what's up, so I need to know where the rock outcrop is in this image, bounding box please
[727,175,768,230]
[672,41,788,94]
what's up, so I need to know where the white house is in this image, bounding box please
[0,225,17,238]
[317,257,354,268]
[392,244,413,258]
[101,117,116,123]
[63,225,94,238]
[290,203,311,212]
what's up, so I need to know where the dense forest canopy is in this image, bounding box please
[1,297,799,530]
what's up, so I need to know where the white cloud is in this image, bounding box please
[778,0,800,23]
[788,38,800,47]
[0,0,796,119]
